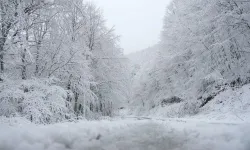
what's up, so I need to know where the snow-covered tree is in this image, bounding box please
[131,0,250,116]
[0,0,128,122]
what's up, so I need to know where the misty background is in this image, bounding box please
[92,0,172,54]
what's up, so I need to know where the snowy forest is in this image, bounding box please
[0,0,129,124]
[129,0,250,119]
[1,0,250,150]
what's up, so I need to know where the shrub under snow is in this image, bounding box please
[0,78,74,124]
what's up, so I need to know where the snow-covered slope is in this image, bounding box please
[195,84,250,121]
[144,83,250,122]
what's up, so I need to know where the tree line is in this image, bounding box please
[0,0,128,123]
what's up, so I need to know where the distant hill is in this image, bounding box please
[127,45,159,66]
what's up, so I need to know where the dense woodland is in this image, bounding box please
[1,0,250,124]
[129,0,250,116]
[0,0,129,123]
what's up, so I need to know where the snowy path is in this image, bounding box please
[0,117,250,150]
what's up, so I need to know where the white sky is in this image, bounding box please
[91,0,172,54]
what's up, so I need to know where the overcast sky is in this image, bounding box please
[90,0,172,54]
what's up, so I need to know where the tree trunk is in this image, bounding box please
[74,92,79,113]
[21,29,29,80]
[0,42,4,81]
[35,40,41,76]
[0,25,6,81]
[21,48,27,80]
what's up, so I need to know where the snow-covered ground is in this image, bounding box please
[1,83,250,150]
[194,84,250,122]
[0,117,249,150]
[128,84,250,123]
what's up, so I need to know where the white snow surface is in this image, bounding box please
[0,117,250,150]
[193,84,250,122]
[129,83,250,123]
